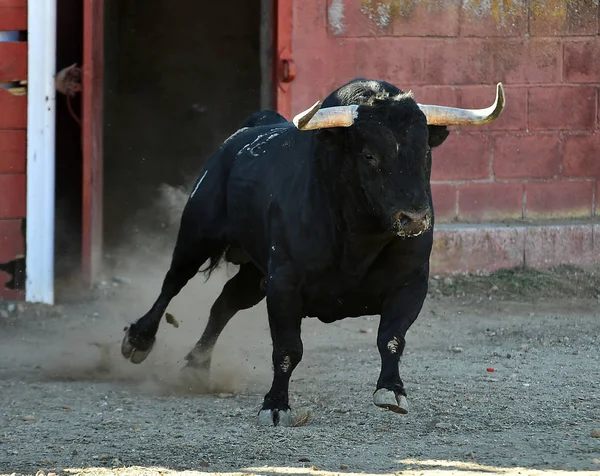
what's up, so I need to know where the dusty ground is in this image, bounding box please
[1,259,600,476]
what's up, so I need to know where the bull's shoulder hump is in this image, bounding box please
[229,123,297,158]
[233,123,295,141]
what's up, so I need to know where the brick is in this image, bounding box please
[459,85,526,131]
[327,0,392,37]
[425,39,492,85]
[598,88,600,129]
[320,40,359,99]
[564,39,600,84]
[431,183,457,222]
[460,0,528,37]
[491,39,561,85]
[524,225,595,269]
[431,132,491,181]
[0,88,26,129]
[528,87,597,131]
[0,174,25,219]
[431,225,525,274]
[530,0,599,36]
[0,217,25,299]
[329,0,460,37]
[391,1,460,37]
[0,6,26,30]
[493,133,561,179]
[525,181,593,219]
[0,130,26,174]
[563,133,600,177]
[0,42,27,82]
[412,86,459,107]
[354,38,425,85]
[458,182,523,221]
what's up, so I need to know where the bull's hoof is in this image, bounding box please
[373,388,409,414]
[121,326,155,364]
[258,409,293,427]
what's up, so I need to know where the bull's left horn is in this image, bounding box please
[418,82,505,126]
[293,102,359,130]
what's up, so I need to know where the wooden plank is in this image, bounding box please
[0,218,23,262]
[0,42,27,82]
[0,88,26,129]
[82,0,104,286]
[0,0,26,6]
[0,7,27,30]
[0,218,25,300]
[0,130,26,173]
[0,173,26,219]
[274,0,293,119]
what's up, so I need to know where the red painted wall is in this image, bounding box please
[0,0,27,300]
[290,0,600,223]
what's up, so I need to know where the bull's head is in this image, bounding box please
[292,79,505,238]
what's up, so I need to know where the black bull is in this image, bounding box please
[121,78,505,426]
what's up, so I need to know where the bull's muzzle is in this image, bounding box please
[393,208,432,238]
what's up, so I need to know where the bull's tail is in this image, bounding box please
[198,245,227,280]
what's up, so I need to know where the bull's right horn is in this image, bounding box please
[418,82,505,126]
[293,103,359,131]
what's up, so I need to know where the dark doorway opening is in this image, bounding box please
[54,0,83,280]
[103,1,270,251]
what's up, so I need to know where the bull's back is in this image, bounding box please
[224,125,318,264]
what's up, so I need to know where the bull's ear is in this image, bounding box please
[314,128,346,150]
[428,125,450,148]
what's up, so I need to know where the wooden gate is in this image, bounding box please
[0,0,27,300]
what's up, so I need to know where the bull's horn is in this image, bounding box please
[418,82,505,126]
[293,102,359,130]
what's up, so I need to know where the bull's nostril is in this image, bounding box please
[393,208,432,236]
[398,214,412,228]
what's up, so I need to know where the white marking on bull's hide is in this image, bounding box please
[189,170,208,199]
[280,355,291,373]
[271,245,276,251]
[328,0,345,35]
[387,337,399,354]
[224,127,250,144]
[237,127,287,158]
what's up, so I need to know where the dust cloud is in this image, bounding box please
[37,183,274,397]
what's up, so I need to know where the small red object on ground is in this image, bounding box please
[487,367,495,372]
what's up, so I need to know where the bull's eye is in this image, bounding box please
[363,154,378,167]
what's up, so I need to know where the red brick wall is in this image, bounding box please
[291,0,600,223]
[0,0,27,300]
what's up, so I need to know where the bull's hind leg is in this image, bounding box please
[121,235,224,364]
[183,263,266,378]
[373,271,429,415]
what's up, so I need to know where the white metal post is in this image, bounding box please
[26,0,57,304]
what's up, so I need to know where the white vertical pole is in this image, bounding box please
[26,0,56,304]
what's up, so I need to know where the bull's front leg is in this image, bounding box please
[258,267,304,427]
[373,269,429,415]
